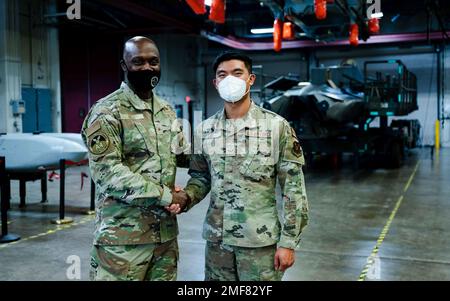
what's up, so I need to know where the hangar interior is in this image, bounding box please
[0,0,450,281]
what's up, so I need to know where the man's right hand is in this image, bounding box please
[165,189,190,215]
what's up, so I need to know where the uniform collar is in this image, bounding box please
[121,82,166,114]
[213,101,262,133]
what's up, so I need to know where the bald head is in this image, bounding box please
[123,36,158,61]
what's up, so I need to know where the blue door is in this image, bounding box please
[21,88,53,133]
[37,89,53,132]
[22,88,38,133]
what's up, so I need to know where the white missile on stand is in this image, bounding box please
[39,133,86,149]
[0,133,88,172]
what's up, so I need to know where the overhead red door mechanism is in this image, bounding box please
[185,0,206,15]
[209,0,226,24]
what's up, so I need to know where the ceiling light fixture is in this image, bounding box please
[371,12,384,19]
[251,27,275,34]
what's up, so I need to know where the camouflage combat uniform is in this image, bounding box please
[184,102,309,281]
[81,82,188,281]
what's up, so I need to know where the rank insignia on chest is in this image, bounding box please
[89,133,110,155]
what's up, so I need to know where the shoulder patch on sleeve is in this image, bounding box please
[282,125,305,164]
[289,127,302,157]
[292,141,303,158]
[88,131,110,155]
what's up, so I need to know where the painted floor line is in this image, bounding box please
[0,215,94,250]
[358,160,421,281]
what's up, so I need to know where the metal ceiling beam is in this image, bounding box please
[93,0,195,33]
[201,30,450,50]
[109,27,190,35]
[103,9,127,28]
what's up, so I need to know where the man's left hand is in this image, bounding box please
[274,247,295,272]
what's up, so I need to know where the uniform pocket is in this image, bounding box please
[93,245,132,280]
[132,122,154,153]
[239,129,276,181]
[260,269,283,281]
[239,155,275,181]
[202,131,224,157]
[209,156,225,178]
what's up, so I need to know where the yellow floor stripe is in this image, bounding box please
[358,161,420,281]
[0,215,94,250]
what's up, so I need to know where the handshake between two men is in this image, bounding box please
[165,187,190,215]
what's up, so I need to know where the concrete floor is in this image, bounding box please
[1,148,449,281]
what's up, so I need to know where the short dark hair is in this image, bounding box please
[212,51,253,74]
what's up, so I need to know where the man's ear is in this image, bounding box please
[120,60,128,72]
[212,78,218,89]
[249,73,256,86]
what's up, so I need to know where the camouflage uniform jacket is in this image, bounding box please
[81,82,188,246]
[184,102,309,249]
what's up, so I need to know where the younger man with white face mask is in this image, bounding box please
[177,51,309,281]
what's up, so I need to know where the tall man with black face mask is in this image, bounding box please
[81,36,190,281]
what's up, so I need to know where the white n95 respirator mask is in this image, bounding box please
[217,75,250,103]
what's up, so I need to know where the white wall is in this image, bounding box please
[0,0,22,133]
[442,46,450,147]
[0,0,61,133]
[19,0,58,89]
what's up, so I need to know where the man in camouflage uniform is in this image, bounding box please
[178,52,309,281]
[82,37,189,281]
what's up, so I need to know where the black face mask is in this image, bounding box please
[126,69,161,92]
